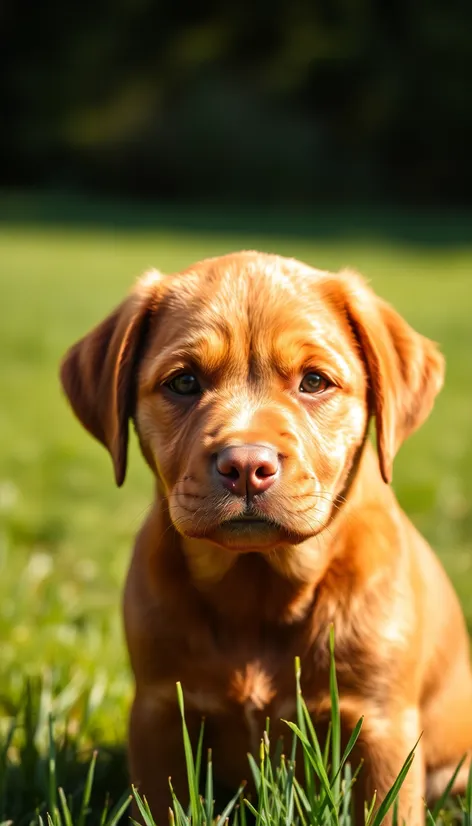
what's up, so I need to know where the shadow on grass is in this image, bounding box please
[2,190,472,247]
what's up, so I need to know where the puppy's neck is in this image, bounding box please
[180,535,332,624]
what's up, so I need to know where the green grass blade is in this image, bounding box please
[425,808,436,826]
[132,786,158,826]
[284,720,338,822]
[99,794,110,826]
[195,719,205,791]
[332,717,364,787]
[371,739,419,826]
[272,736,284,777]
[169,779,190,826]
[294,657,316,811]
[247,753,262,789]
[329,626,341,803]
[243,800,260,820]
[299,691,331,784]
[341,762,352,826]
[430,754,466,820]
[47,714,57,825]
[216,783,246,825]
[205,749,214,826]
[392,797,399,826]
[104,793,133,826]
[78,750,98,826]
[176,682,199,825]
[258,739,270,826]
[323,721,332,770]
[239,791,247,826]
[365,792,377,826]
[284,756,296,826]
[58,789,73,826]
[291,781,309,826]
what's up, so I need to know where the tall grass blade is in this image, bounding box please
[371,738,420,826]
[429,754,466,821]
[291,781,309,826]
[247,753,261,789]
[332,718,364,786]
[47,714,57,825]
[78,750,98,826]
[132,786,158,825]
[58,788,73,826]
[205,749,214,826]
[169,778,190,826]
[329,626,341,803]
[239,790,247,826]
[294,657,315,811]
[341,762,352,826]
[216,783,246,825]
[195,720,205,791]
[104,793,133,826]
[283,720,338,822]
[365,792,377,826]
[176,682,199,825]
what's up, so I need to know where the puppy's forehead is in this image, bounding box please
[155,252,344,338]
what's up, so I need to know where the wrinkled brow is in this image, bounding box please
[270,339,355,386]
[140,324,245,387]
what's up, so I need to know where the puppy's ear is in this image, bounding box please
[339,271,445,484]
[60,271,163,486]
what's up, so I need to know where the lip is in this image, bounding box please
[209,515,283,552]
[221,514,277,528]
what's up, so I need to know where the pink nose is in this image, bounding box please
[216,445,279,498]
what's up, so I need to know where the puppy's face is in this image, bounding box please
[60,251,444,556]
[136,259,368,551]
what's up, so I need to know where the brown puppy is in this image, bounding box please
[60,252,472,825]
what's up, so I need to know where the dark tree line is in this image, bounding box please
[2,0,471,203]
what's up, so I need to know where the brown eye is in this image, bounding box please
[167,373,201,396]
[299,372,330,394]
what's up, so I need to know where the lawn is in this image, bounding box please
[1,192,472,822]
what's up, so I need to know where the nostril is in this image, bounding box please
[215,451,242,480]
[225,465,240,480]
[255,464,277,479]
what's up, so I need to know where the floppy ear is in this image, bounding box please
[339,271,445,484]
[59,272,163,486]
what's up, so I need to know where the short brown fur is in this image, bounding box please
[60,252,472,825]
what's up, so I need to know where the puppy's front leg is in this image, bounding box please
[359,709,425,826]
[129,692,201,825]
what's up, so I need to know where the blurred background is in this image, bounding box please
[2,0,472,203]
[1,0,472,821]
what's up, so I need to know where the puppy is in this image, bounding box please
[60,252,472,825]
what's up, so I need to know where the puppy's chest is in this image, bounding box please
[188,657,300,756]
[183,643,328,751]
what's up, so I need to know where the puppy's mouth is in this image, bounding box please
[173,500,323,550]
[209,509,293,551]
[222,513,278,527]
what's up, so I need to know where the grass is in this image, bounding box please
[0,191,472,822]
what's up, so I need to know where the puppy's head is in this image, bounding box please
[60,252,444,553]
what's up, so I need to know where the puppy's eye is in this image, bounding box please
[299,372,330,394]
[167,373,201,396]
